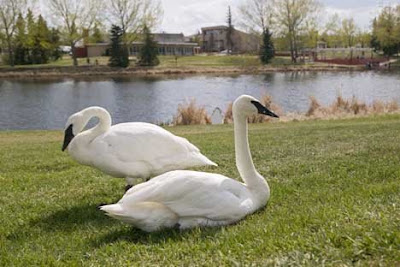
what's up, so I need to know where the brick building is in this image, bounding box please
[201,26,259,53]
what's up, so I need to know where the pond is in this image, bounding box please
[0,71,399,130]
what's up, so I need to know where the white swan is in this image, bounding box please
[100,95,279,232]
[62,106,217,189]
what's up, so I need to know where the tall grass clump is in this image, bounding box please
[306,95,398,119]
[173,99,211,125]
[224,94,283,124]
[224,102,234,124]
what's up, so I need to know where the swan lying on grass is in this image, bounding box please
[62,106,217,190]
[100,95,279,232]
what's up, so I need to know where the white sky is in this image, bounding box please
[159,0,400,35]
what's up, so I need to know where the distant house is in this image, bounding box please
[85,32,198,58]
[201,25,259,53]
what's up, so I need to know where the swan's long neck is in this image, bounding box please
[79,107,112,142]
[233,112,270,201]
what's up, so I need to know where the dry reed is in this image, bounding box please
[173,99,211,125]
[224,94,283,124]
[306,95,399,119]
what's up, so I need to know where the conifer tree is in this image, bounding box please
[227,6,233,54]
[138,25,159,66]
[90,23,104,43]
[25,9,36,64]
[50,28,62,60]
[14,13,27,65]
[260,28,274,64]
[108,24,129,67]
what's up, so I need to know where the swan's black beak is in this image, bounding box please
[251,101,279,118]
[62,124,74,151]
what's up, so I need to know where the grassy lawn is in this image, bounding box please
[0,55,296,69]
[0,115,399,265]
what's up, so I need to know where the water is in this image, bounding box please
[1,71,400,130]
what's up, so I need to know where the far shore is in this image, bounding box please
[0,64,368,80]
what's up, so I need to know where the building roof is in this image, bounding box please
[86,42,198,47]
[201,25,228,31]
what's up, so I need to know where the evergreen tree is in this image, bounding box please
[50,28,62,60]
[14,13,27,65]
[226,6,233,54]
[108,25,129,67]
[32,15,51,64]
[25,9,36,64]
[260,28,274,64]
[90,23,104,43]
[138,25,159,66]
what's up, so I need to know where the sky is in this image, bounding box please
[159,0,400,35]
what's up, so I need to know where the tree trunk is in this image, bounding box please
[289,32,296,63]
[71,42,78,66]
[293,34,298,63]
[6,36,14,67]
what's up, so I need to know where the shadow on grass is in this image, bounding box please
[91,224,223,247]
[29,203,113,232]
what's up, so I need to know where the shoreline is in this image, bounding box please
[0,64,368,80]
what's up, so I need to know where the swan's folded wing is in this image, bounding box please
[120,171,253,221]
[99,123,194,163]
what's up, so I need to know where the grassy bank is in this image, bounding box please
[0,55,293,69]
[0,55,362,79]
[1,115,399,265]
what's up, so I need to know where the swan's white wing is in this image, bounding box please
[92,123,215,175]
[119,171,253,221]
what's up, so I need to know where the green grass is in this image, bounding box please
[157,55,264,68]
[1,115,399,265]
[0,56,110,69]
[0,55,296,69]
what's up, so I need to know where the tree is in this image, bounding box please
[0,0,29,66]
[14,13,27,65]
[372,6,400,56]
[239,0,272,33]
[46,0,102,66]
[340,18,357,47]
[108,25,129,67]
[227,6,233,54]
[12,10,63,65]
[321,13,341,48]
[49,28,62,60]
[272,0,320,62]
[90,23,104,43]
[260,28,274,64]
[31,15,51,64]
[138,25,159,66]
[106,0,163,43]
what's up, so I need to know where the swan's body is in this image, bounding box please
[101,95,279,232]
[62,107,216,187]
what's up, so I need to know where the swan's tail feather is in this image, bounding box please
[195,153,218,167]
[100,204,125,216]
[100,202,179,232]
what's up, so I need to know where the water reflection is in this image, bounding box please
[0,71,399,130]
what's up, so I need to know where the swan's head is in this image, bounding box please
[62,111,86,151]
[233,95,279,118]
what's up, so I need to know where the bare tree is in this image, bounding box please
[46,0,103,66]
[272,0,320,62]
[0,0,28,66]
[106,0,163,42]
[239,0,272,33]
[340,18,358,48]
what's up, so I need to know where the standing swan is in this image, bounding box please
[62,107,217,190]
[100,95,279,232]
